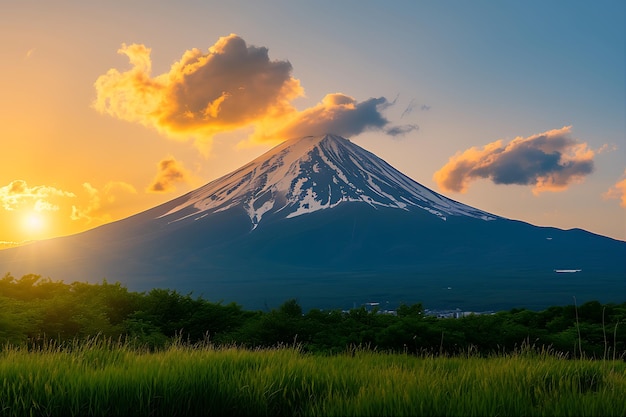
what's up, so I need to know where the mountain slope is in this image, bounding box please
[159,134,498,228]
[1,134,624,311]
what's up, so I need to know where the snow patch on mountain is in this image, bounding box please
[159,134,498,227]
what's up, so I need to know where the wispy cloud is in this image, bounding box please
[433,126,596,195]
[0,241,22,249]
[94,34,412,153]
[0,180,75,211]
[603,169,626,208]
[102,181,138,203]
[385,124,419,137]
[71,181,137,223]
[597,143,617,154]
[401,98,416,119]
[71,183,100,221]
[147,157,191,193]
[0,179,139,226]
[252,93,417,142]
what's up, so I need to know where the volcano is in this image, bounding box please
[1,134,624,311]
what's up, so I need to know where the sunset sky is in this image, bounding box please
[1,1,624,248]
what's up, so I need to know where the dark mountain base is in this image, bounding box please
[3,204,623,312]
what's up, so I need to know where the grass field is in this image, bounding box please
[1,337,624,417]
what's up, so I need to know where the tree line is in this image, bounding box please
[1,273,624,358]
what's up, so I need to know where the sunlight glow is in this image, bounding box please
[22,212,46,234]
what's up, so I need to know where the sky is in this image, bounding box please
[1,0,625,248]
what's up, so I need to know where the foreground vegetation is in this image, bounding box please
[1,274,624,358]
[1,274,625,416]
[1,338,625,417]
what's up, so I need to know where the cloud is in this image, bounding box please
[71,183,100,221]
[0,180,75,211]
[94,34,410,152]
[0,241,21,249]
[103,181,138,203]
[94,34,302,152]
[401,99,416,119]
[603,170,626,208]
[147,157,191,193]
[433,126,596,194]
[71,181,137,222]
[597,143,617,154]
[400,99,430,119]
[385,124,419,137]
[253,93,417,141]
[0,180,139,225]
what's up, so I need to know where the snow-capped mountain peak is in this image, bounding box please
[160,134,498,228]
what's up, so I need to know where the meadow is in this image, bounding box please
[0,337,625,417]
[1,275,625,416]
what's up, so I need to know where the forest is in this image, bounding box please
[1,273,625,358]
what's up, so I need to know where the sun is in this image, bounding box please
[22,212,46,234]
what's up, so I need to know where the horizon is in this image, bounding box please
[4,132,624,249]
[1,1,625,247]
[1,129,624,312]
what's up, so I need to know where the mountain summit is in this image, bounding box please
[161,134,496,229]
[1,134,624,311]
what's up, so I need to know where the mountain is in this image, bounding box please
[159,134,498,227]
[1,134,624,311]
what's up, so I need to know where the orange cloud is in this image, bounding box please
[103,181,138,204]
[603,170,626,208]
[147,158,191,193]
[94,34,414,152]
[0,180,139,226]
[71,181,137,223]
[71,183,100,222]
[0,180,75,211]
[93,43,164,127]
[94,34,303,151]
[434,126,596,194]
[0,241,21,249]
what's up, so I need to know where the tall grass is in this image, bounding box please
[0,336,624,416]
